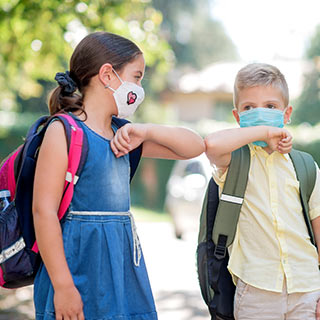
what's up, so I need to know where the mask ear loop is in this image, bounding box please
[112,68,124,84]
[105,84,116,92]
[105,69,123,92]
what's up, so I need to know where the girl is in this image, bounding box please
[32,31,204,320]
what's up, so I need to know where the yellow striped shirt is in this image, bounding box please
[212,144,320,293]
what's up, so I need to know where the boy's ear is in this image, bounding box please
[98,63,113,87]
[284,105,293,124]
[232,108,240,124]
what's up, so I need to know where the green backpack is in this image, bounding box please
[196,145,317,320]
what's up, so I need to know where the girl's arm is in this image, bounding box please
[33,121,84,320]
[204,126,292,171]
[111,123,205,160]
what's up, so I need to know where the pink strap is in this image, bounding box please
[0,266,4,287]
[57,114,83,220]
[32,114,83,253]
[8,148,21,201]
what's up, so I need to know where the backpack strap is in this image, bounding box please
[31,113,87,253]
[212,145,251,259]
[14,116,50,181]
[111,117,143,181]
[207,145,250,301]
[55,114,86,220]
[289,149,317,246]
[58,113,89,182]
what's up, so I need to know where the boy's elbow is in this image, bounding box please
[204,135,221,163]
[204,135,218,154]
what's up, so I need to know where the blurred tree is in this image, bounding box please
[152,0,238,69]
[293,25,320,125]
[0,0,173,113]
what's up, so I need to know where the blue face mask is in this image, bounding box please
[239,108,285,147]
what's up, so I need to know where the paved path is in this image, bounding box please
[138,221,210,320]
[0,221,210,319]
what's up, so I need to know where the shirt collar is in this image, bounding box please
[248,143,289,161]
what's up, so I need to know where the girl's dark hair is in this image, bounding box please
[49,32,142,116]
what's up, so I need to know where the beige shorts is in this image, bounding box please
[234,279,320,320]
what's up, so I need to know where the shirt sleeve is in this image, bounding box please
[309,162,320,220]
[211,164,229,189]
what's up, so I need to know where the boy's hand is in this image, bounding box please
[110,123,147,157]
[277,130,292,154]
[266,127,292,154]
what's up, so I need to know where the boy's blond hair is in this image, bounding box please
[233,63,289,108]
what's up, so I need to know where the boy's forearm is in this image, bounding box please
[205,126,268,165]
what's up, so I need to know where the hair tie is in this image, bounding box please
[55,71,77,95]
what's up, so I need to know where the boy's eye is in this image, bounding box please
[267,104,276,109]
[244,105,253,111]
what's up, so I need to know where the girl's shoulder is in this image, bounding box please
[39,120,68,164]
[44,120,67,147]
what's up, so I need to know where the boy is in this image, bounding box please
[205,63,320,320]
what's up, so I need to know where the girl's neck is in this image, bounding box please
[79,89,117,140]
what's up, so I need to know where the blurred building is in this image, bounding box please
[161,59,312,122]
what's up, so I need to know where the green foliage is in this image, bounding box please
[130,158,175,211]
[306,25,320,59]
[294,25,320,125]
[153,0,238,69]
[0,111,41,160]
[0,0,173,111]
[293,68,320,126]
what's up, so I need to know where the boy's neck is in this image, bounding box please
[262,146,276,155]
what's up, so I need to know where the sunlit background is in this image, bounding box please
[1,0,320,319]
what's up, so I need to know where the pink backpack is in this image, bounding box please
[0,113,87,288]
[0,112,142,289]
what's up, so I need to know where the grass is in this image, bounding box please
[131,206,172,222]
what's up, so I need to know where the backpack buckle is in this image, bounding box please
[214,234,228,259]
[214,244,226,259]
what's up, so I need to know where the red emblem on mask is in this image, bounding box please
[127,91,137,105]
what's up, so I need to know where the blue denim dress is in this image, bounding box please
[34,118,157,320]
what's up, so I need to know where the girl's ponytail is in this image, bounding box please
[48,71,85,116]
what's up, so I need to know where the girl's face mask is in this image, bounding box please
[106,69,145,118]
[239,107,286,147]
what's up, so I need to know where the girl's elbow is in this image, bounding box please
[197,139,206,156]
[184,138,205,159]
[32,203,53,220]
[32,205,43,222]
